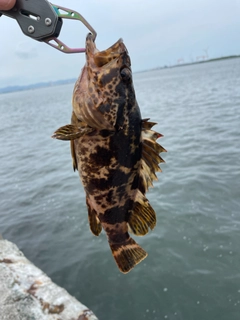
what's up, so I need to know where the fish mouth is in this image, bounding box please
[85,33,131,69]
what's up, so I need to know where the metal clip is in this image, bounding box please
[0,0,60,41]
[44,4,97,53]
[0,0,97,54]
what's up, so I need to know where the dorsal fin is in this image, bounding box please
[139,119,167,193]
[142,118,158,130]
[127,119,166,236]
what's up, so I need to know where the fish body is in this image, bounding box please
[53,33,166,273]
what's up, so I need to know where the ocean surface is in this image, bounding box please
[0,58,240,320]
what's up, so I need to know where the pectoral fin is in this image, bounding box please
[52,124,94,140]
[70,140,78,171]
[86,197,102,236]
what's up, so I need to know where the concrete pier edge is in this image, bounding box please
[0,237,99,320]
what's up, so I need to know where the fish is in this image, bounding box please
[52,33,166,273]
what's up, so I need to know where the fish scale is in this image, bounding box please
[52,33,166,273]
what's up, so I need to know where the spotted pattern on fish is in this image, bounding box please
[53,33,166,273]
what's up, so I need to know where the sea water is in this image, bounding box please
[0,58,240,320]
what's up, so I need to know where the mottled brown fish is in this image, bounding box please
[53,33,166,273]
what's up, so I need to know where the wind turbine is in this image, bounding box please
[204,47,209,60]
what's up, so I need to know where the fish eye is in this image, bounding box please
[120,67,131,83]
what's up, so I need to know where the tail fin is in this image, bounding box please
[109,237,147,274]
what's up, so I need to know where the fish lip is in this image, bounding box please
[85,32,98,55]
[86,32,95,43]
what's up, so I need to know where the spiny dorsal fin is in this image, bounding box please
[142,149,162,173]
[138,119,167,193]
[143,142,164,162]
[143,137,167,154]
[142,118,158,130]
[86,198,102,236]
[137,158,158,194]
[128,190,156,236]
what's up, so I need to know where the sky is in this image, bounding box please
[0,0,240,88]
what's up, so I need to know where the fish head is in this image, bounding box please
[72,33,135,130]
[86,33,132,87]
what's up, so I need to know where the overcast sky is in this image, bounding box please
[0,0,240,87]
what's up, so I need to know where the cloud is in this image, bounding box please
[0,0,240,87]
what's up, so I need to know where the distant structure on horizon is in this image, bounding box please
[196,47,209,62]
[177,58,184,64]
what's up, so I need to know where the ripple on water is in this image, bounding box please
[1,59,240,320]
